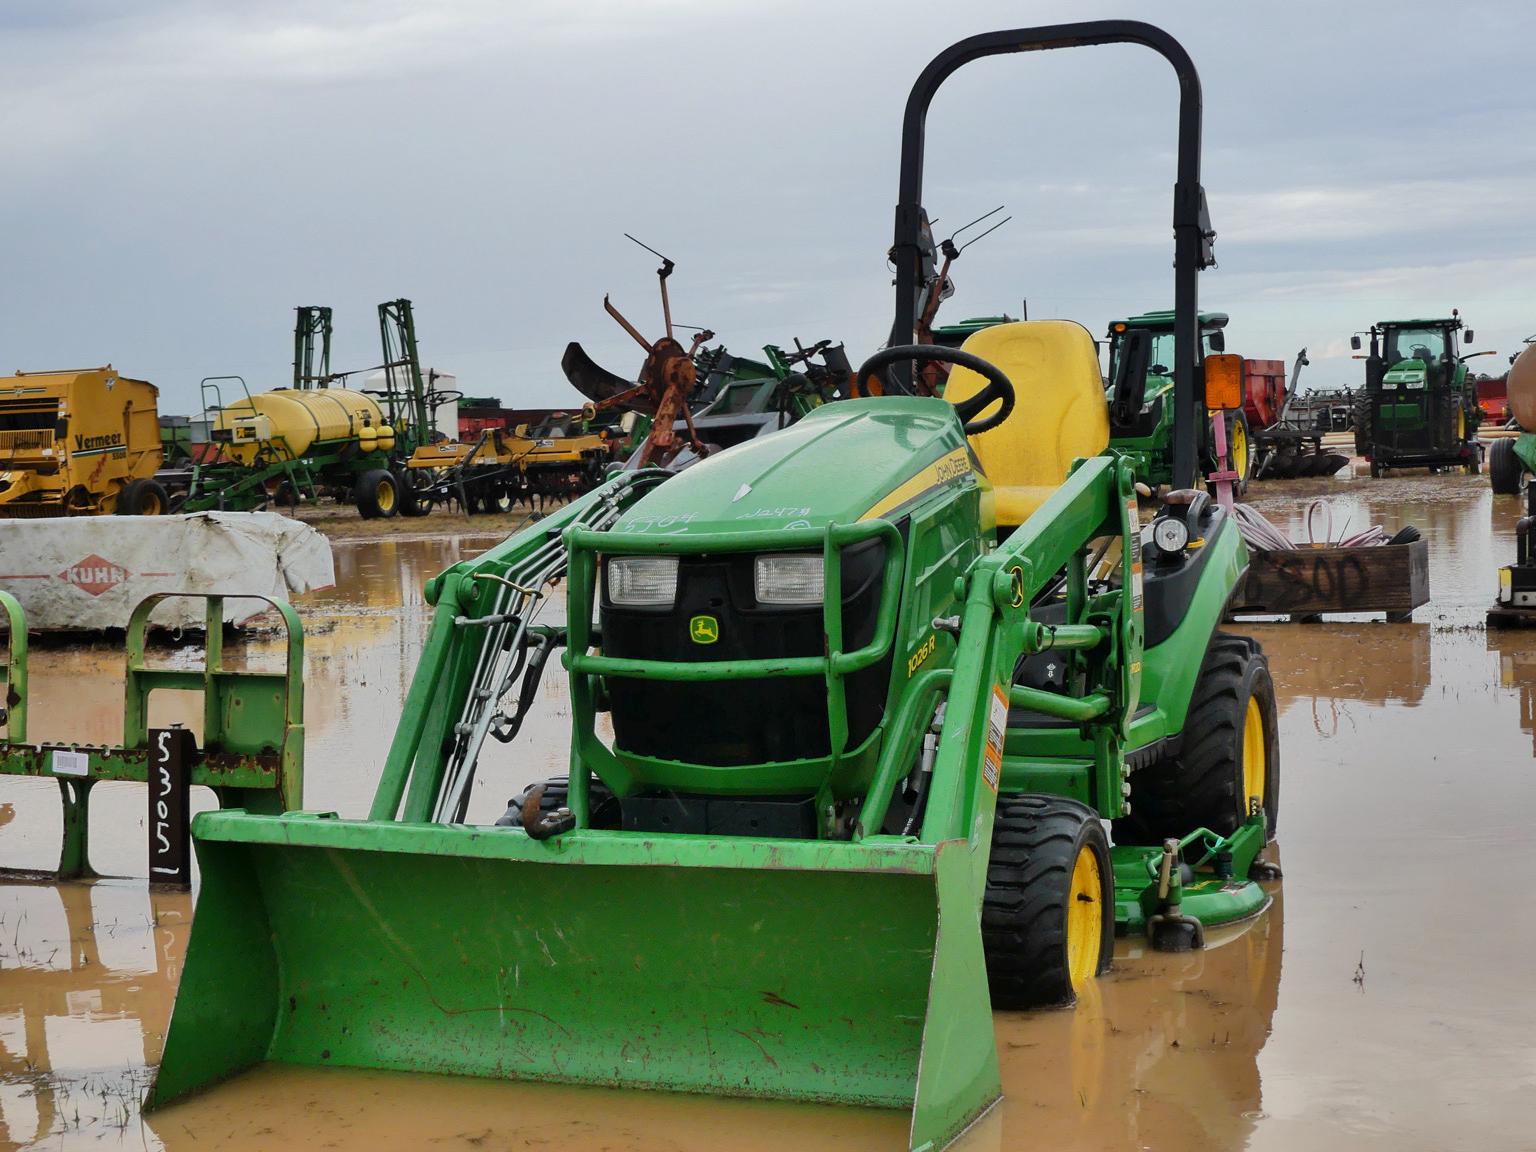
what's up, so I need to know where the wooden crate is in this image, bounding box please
[1229,539,1429,622]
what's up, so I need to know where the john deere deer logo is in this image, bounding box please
[689,615,719,645]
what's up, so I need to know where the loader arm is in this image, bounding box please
[912,454,1142,856]
[369,468,671,823]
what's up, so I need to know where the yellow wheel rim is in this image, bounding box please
[1066,844,1103,990]
[144,491,163,515]
[1242,695,1266,810]
[1231,419,1249,480]
[377,479,396,512]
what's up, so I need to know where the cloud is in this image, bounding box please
[1220,178,1536,244]
[0,0,1533,415]
[1248,253,1536,304]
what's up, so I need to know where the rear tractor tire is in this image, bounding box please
[1204,411,1252,497]
[355,468,399,519]
[1114,633,1278,845]
[1353,395,1372,457]
[117,477,169,516]
[1227,410,1251,495]
[983,794,1113,1009]
[1489,437,1524,494]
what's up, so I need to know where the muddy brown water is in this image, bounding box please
[4,472,1536,1149]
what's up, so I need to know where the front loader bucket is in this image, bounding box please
[150,812,1000,1152]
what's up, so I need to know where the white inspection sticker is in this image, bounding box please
[52,749,90,777]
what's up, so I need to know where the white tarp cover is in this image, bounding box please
[0,512,335,631]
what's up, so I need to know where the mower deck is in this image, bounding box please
[1111,813,1272,937]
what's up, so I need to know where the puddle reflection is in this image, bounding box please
[5,472,1536,1149]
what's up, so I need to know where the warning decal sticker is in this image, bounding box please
[983,683,1008,793]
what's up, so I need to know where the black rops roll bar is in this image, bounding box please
[889,21,1217,491]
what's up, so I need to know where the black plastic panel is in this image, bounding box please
[602,537,891,766]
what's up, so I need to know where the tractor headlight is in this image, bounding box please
[606,556,678,606]
[1151,516,1190,555]
[754,554,825,605]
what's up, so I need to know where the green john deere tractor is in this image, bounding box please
[1104,309,1252,492]
[149,22,1280,1152]
[1351,314,1487,477]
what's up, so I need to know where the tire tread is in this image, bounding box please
[983,794,1110,1009]
[1114,633,1273,843]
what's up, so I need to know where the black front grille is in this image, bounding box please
[601,539,890,766]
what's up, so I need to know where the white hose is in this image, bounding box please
[1232,504,1295,550]
[1232,499,1391,551]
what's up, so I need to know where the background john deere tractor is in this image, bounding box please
[150,21,1280,1152]
[1351,313,1492,478]
[1103,310,1257,492]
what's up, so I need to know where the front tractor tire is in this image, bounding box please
[355,468,399,519]
[1114,633,1278,845]
[1489,437,1525,494]
[983,795,1114,1009]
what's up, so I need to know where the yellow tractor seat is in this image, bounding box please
[943,320,1110,528]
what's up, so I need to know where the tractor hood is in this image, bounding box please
[615,396,983,536]
[1114,309,1229,333]
[1383,360,1428,388]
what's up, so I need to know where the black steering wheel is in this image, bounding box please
[854,345,1017,435]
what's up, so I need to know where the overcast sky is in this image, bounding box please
[2,0,1532,416]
